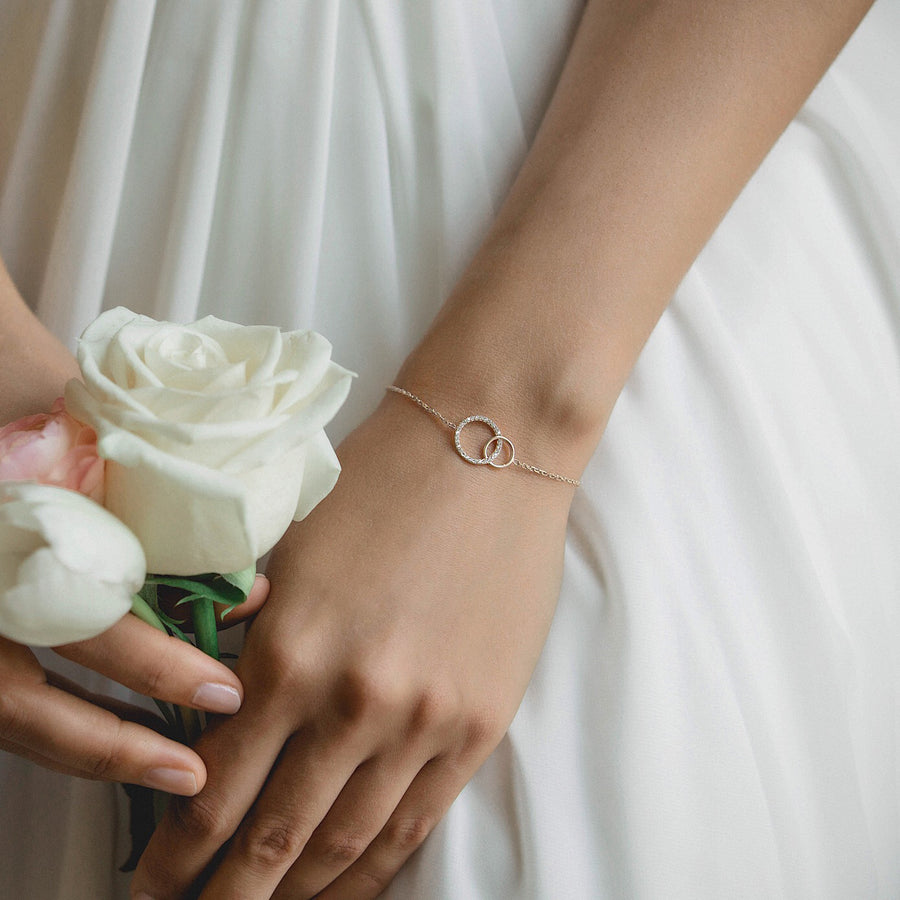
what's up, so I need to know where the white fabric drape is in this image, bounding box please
[0,2,898,898]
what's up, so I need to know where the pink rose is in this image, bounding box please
[0,398,105,502]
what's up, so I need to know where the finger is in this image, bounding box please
[0,677,207,793]
[131,703,293,899]
[45,669,167,729]
[314,756,469,900]
[266,753,423,899]
[54,613,244,714]
[193,725,372,900]
[0,735,90,779]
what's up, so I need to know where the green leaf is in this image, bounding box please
[130,593,167,634]
[145,570,254,612]
[221,565,256,598]
[145,569,256,623]
[138,582,159,610]
[154,609,189,643]
[145,575,238,607]
[218,601,243,622]
[152,698,177,729]
[218,567,256,620]
[173,593,208,608]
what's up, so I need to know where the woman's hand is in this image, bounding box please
[0,574,269,795]
[132,396,575,899]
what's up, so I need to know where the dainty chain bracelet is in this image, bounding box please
[386,386,581,487]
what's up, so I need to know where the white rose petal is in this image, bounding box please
[0,482,146,646]
[291,430,342,521]
[65,308,353,576]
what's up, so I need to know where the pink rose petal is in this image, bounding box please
[0,399,105,502]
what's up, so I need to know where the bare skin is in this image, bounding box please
[0,582,268,793]
[126,2,875,897]
[0,259,79,422]
[0,259,270,794]
[1,0,876,896]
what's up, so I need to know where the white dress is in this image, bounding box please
[1,2,899,898]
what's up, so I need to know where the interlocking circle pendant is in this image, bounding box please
[484,435,516,468]
[387,385,580,486]
[454,415,516,468]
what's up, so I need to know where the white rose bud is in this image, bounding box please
[0,482,146,646]
[65,308,353,576]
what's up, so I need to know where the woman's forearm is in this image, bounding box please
[0,257,79,422]
[398,0,874,476]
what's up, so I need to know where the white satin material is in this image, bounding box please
[1,2,898,898]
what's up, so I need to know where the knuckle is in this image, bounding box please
[316,828,370,869]
[134,852,180,893]
[85,741,120,780]
[257,638,309,694]
[462,706,502,751]
[407,686,453,735]
[140,657,169,699]
[335,666,399,723]
[83,718,130,780]
[266,640,299,685]
[382,813,434,853]
[240,815,308,869]
[168,790,233,843]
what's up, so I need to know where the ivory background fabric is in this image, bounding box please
[1,2,898,898]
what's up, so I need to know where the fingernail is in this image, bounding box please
[133,893,156,900]
[192,682,241,714]
[142,767,198,796]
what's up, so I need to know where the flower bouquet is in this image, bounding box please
[0,307,352,864]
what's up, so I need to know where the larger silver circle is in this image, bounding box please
[454,415,503,465]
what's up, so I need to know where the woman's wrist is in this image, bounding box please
[395,292,617,484]
[0,260,79,422]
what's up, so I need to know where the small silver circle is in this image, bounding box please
[455,415,502,465]
[484,435,516,468]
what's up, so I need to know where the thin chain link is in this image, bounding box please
[387,385,458,430]
[386,385,581,487]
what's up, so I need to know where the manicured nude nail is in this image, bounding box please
[132,893,156,900]
[191,682,241,714]
[142,767,198,796]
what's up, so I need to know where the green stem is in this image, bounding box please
[176,704,203,745]
[191,596,220,662]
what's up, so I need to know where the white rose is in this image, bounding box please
[0,482,145,646]
[65,308,352,576]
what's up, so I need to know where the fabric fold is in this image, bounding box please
[36,0,156,346]
[0,2,898,898]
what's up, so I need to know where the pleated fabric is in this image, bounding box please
[0,2,898,898]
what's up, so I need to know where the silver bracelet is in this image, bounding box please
[386,386,582,487]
